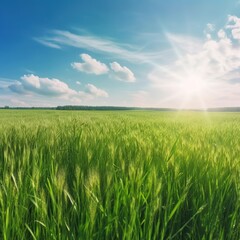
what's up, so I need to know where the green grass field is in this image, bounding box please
[0,110,239,239]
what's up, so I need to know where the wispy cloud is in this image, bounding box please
[72,54,109,75]
[33,38,61,49]
[34,30,168,63]
[165,32,203,54]
[0,77,18,88]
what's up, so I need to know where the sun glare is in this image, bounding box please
[169,69,211,110]
[178,73,207,97]
[159,31,216,109]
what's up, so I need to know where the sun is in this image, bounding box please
[177,72,207,98]
[169,70,211,109]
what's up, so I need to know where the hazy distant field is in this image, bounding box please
[0,110,239,239]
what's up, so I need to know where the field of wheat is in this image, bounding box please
[0,110,239,239]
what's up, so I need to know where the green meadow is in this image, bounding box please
[0,110,239,239]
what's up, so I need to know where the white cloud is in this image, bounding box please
[207,23,215,32]
[8,81,26,94]
[217,29,227,39]
[21,74,41,89]
[110,62,136,82]
[71,54,109,75]
[204,23,216,40]
[85,84,108,97]
[206,34,212,40]
[18,74,76,96]
[8,74,108,102]
[226,15,240,40]
[226,15,240,27]
[72,55,135,83]
[76,81,81,85]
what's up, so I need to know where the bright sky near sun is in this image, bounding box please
[1,0,240,108]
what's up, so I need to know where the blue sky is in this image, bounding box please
[1,0,240,108]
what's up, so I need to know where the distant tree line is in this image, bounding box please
[55,105,175,111]
[1,105,240,112]
[0,106,55,110]
[56,105,135,111]
[56,106,240,112]
[206,107,240,112]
